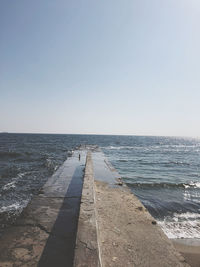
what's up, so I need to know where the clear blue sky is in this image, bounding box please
[1,0,200,136]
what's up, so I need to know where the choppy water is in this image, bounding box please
[0,133,200,239]
[102,136,200,239]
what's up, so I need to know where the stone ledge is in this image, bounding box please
[73,152,100,267]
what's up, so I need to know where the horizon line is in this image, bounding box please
[0,131,199,139]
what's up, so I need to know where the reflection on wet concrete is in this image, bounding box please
[0,149,87,267]
[92,151,121,185]
[38,156,85,267]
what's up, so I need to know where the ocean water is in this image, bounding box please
[0,133,200,239]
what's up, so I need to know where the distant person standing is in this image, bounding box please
[79,154,81,161]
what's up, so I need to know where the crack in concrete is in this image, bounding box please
[15,223,51,235]
[38,196,81,199]
[78,239,95,251]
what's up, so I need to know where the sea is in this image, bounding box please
[0,133,200,239]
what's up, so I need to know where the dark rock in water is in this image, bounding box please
[38,188,44,194]
[116,178,123,186]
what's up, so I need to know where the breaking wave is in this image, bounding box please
[125,181,200,189]
[158,212,200,239]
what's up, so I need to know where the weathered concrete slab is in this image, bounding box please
[41,150,86,198]
[94,180,190,267]
[0,150,87,267]
[91,151,190,267]
[74,152,100,267]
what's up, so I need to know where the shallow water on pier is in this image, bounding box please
[0,133,200,239]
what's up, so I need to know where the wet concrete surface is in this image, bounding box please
[38,166,84,267]
[92,151,120,185]
[0,150,87,267]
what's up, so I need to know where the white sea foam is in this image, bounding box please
[175,212,200,219]
[158,212,200,239]
[54,165,58,171]
[183,190,200,203]
[104,144,200,153]
[183,181,200,189]
[104,146,135,150]
[2,181,16,190]
[17,172,26,178]
[190,182,200,188]
[0,200,29,213]
[2,172,27,191]
[0,203,21,212]
[106,146,126,150]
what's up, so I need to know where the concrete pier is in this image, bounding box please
[73,152,100,267]
[0,146,191,266]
